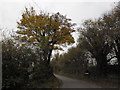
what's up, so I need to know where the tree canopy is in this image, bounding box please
[16,7,75,64]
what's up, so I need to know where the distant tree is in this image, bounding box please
[16,7,75,65]
[51,46,87,75]
[51,53,61,72]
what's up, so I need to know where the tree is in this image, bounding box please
[78,19,113,76]
[16,7,75,65]
[103,2,120,70]
[51,46,87,75]
[51,53,61,73]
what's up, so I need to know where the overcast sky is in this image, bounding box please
[0,0,119,29]
[0,0,119,51]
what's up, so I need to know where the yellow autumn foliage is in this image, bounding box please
[16,7,75,51]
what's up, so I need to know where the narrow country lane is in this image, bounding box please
[55,74,101,88]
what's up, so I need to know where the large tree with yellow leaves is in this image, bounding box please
[16,7,75,64]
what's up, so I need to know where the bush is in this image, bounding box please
[2,39,53,88]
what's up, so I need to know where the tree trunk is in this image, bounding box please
[47,49,53,65]
[46,49,53,76]
[96,54,108,77]
[116,41,120,74]
[115,39,120,74]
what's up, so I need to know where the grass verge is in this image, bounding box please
[39,76,62,88]
[56,72,119,88]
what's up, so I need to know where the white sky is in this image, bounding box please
[0,0,119,29]
[0,0,119,52]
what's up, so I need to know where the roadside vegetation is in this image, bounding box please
[2,38,57,88]
[2,7,74,88]
[51,2,120,88]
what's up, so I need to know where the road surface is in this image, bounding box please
[55,74,101,88]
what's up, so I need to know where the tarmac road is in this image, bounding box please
[55,74,101,88]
